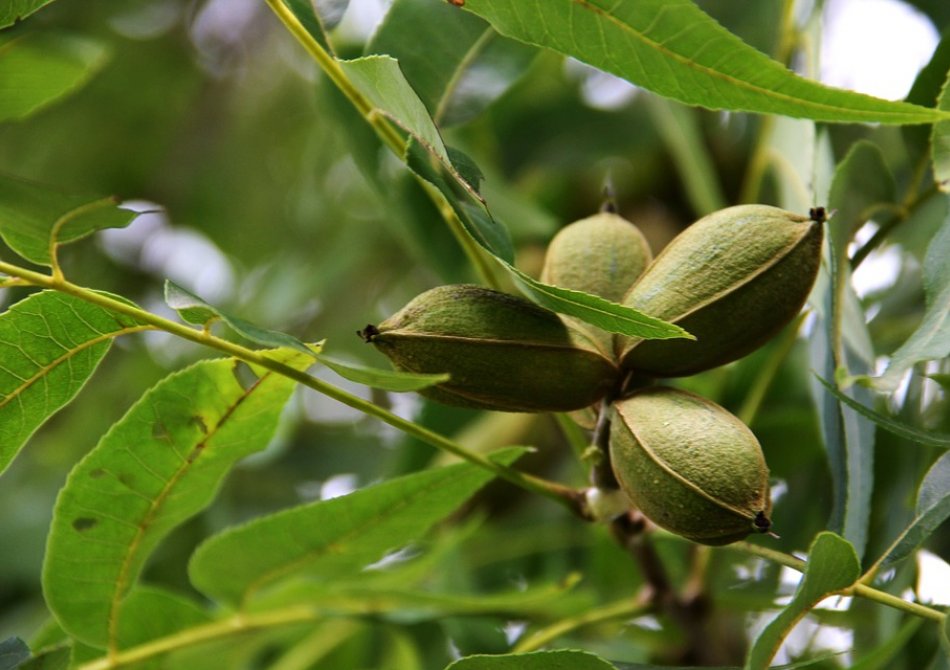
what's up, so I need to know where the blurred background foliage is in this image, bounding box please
[1,0,949,667]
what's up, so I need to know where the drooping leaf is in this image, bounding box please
[368,0,536,126]
[164,280,315,357]
[0,637,30,670]
[0,33,109,121]
[404,139,513,262]
[0,291,149,475]
[460,0,948,125]
[337,57,515,259]
[745,532,860,670]
[316,355,449,392]
[877,451,950,570]
[932,66,950,191]
[404,142,690,341]
[0,0,56,28]
[875,212,950,389]
[188,448,526,607]
[808,340,875,559]
[340,55,451,165]
[0,174,136,266]
[42,349,312,648]
[446,650,617,670]
[815,376,950,448]
[815,144,890,559]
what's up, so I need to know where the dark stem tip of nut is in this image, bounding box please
[600,183,618,213]
[753,510,772,534]
[357,324,380,343]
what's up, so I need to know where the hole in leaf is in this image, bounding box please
[232,360,259,391]
[190,414,209,434]
[72,517,98,532]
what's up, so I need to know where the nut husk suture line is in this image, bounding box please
[363,284,619,413]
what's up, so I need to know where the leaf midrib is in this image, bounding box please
[515,0,945,122]
[106,365,268,650]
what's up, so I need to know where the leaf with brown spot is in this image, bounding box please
[41,349,312,649]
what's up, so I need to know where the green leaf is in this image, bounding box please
[315,355,449,392]
[368,0,536,126]
[511,269,693,341]
[405,141,689,340]
[0,637,30,670]
[819,142,891,559]
[16,647,69,670]
[0,291,149,475]
[340,55,451,166]
[73,588,212,670]
[41,349,312,648]
[745,532,860,670]
[0,0,56,28]
[188,448,526,607]
[114,587,212,657]
[0,33,109,121]
[848,617,923,670]
[446,650,617,670]
[645,96,726,216]
[163,280,316,358]
[878,451,950,569]
[815,375,950,448]
[404,139,514,262]
[0,174,136,266]
[616,655,846,670]
[281,1,686,340]
[904,27,950,166]
[933,66,950,192]
[165,283,440,392]
[337,57,510,261]
[827,141,895,262]
[875,212,950,390]
[312,0,349,30]
[460,0,948,124]
[282,0,334,53]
